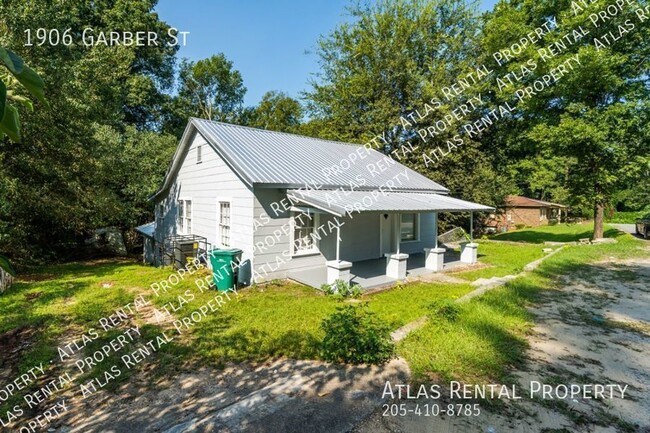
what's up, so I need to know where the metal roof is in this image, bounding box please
[287,189,494,216]
[506,195,567,208]
[191,119,448,193]
[135,222,155,238]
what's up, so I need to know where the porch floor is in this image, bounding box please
[288,251,464,290]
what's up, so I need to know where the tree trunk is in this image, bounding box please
[593,201,605,240]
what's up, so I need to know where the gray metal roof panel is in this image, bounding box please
[135,221,156,238]
[191,119,448,193]
[287,190,494,216]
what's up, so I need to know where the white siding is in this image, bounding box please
[155,132,255,283]
[252,188,330,282]
[251,188,437,282]
[154,130,437,285]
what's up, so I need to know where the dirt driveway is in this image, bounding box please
[354,256,650,433]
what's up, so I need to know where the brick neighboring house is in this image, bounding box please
[487,195,567,232]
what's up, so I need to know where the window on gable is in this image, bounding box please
[219,202,231,247]
[197,145,202,163]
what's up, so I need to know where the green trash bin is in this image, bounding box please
[208,248,242,291]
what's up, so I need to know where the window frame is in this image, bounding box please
[178,199,192,234]
[218,200,231,247]
[399,213,420,243]
[290,211,320,257]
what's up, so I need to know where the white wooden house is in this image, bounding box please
[137,119,493,288]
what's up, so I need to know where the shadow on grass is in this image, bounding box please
[196,327,322,363]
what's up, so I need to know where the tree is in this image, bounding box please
[480,0,650,239]
[245,91,303,132]
[304,0,511,218]
[174,54,246,123]
[0,0,179,261]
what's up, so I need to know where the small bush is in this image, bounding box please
[321,279,362,300]
[320,304,395,364]
[515,224,526,230]
[548,218,558,226]
[427,299,461,321]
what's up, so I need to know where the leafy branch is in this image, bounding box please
[0,46,46,141]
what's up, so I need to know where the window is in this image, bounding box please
[197,145,202,163]
[292,212,318,255]
[540,208,547,220]
[178,200,192,234]
[400,213,418,241]
[219,202,231,247]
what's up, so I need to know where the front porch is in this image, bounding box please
[288,250,466,290]
[285,189,493,290]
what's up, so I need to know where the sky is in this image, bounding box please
[154,0,500,107]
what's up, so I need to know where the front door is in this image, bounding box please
[380,214,394,257]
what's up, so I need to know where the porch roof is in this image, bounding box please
[286,189,494,217]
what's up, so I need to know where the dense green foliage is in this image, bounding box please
[304,0,512,230]
[305,0,649,237]
[243,90,304,133]
[164,54,246,136]
[0,0,180,261]
[0,0,647,263]
[480,0,650,238]
[320,304,395,364]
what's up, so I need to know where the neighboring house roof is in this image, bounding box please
[135,222,156,238]
[151,118,448,201]
[506,195,566,208]
[288,190,493,217]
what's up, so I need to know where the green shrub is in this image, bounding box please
[548,218,558,226]
[321,279,362,300]
[515,224,526,230]
[427,299,461,321]
[320,304,395,364]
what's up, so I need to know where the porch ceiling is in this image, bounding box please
[286,189,494,216]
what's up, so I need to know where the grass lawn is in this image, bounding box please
[489,222,619,243]
[606,208,649,223]
[451,240,549,281]
[0,259,476,374]
[2,221,646,410]
[398,229,649,384]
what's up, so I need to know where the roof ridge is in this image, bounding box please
[190,117,370,149]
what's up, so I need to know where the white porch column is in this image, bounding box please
[336,224,341,262]
[424,247,446,271]
[395,213,400,254]
[326,221,352,284]
[461,211,478,264]
[385,213,408,279]
[385,253,409,279]
[425,212,445,271]
[460,243,478,264]
[327,260,352,285]
[434,212,439,249]
[470,211,474,242]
